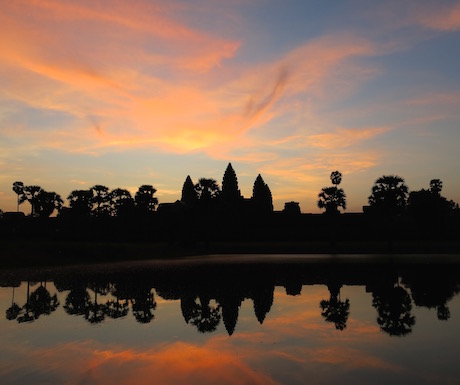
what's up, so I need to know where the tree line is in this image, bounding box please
[2,163,459,246]
[6,163,459,218]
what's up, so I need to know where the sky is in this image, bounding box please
[1,0,460,213]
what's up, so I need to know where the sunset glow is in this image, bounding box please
[1,0,460,212]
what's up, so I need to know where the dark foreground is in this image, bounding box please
[2,239,460,269]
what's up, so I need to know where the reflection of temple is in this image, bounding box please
[2,260,460,337]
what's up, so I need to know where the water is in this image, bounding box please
[1,255,460,385]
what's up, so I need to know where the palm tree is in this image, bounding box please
[12,181,24,212]
[317,171,346,215]
[317,187,346,214]
[20,185,42,216]
[368,175,408,215]
[194,178,220,202]
[134,184,158,213]
[330,171,342,186]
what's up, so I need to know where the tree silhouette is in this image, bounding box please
[181,175,198,207]
[20,185,42,216]
[317,171,346,215]
[90,185,112,217]
[317,187,346,214]
[330,171,342,186]
[430,179,443,195]
[252,174,273,214]
[408,178,458,236]
[135,185,158,213]
[35,190,63,217]
[12,181,24,212]
[195,178,220,203]
[67,189,94,217]
[368,175,408,215]
[110,188,135,217]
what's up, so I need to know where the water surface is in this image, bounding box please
[1,255,460,385]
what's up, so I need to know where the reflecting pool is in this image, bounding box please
[1,255,460,385]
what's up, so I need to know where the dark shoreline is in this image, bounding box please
[2,239,460,269]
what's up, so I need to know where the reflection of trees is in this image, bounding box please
[85,282,109,324]
[188,295,221,333]
[106,298,129,320]
[6,286,21,320]
[28,284,59,319]
[404,272,460,321]
[372,285,415,337]
[320,282,350,331]
[14,282,59,323]
[131,289,157,324]
[64,286,91,316]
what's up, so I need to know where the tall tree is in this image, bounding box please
[252,174,273,214]
[135,184,158,213]
[12,181,24,212]
[20,185,42,216]
[181,175,198,206]
[317,171,346,214]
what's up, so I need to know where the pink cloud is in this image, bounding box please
[415,3,460,31]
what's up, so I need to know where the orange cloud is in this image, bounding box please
[415,3,460,31]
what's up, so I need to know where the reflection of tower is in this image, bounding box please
[219,295,242,336]
[181,294,196,324]
[252,284,274,324]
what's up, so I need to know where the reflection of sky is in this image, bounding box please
[1,1,460,213]
[1,283,460,384]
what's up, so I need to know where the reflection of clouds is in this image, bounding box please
[1,340,280,385]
